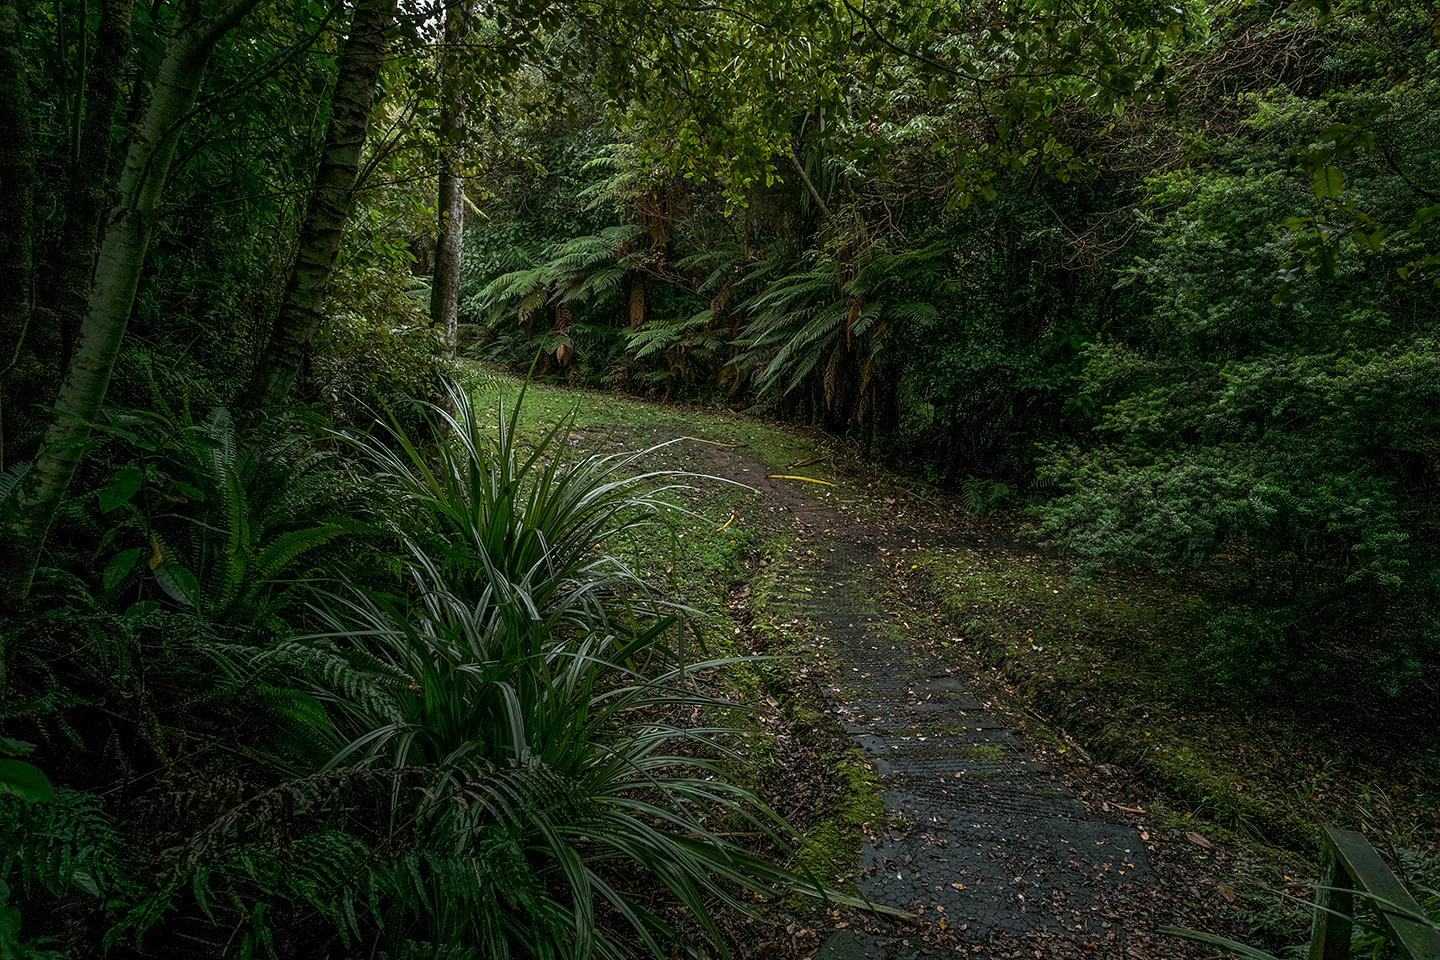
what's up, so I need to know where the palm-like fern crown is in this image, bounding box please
[469,225,647,327]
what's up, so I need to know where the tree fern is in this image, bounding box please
[469,226,647,335]
[624,310,715,360]
[727,237,951,407]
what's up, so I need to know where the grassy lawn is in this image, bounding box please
[479,372,823,475]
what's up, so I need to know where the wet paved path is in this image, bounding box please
[695,442,1157,959]
[777,537,1149,957]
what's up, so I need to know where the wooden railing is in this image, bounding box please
[1310,827,1440,960]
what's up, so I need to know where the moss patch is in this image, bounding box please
[792,746,885,890]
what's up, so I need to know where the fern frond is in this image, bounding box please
[0,788,125,899]
[0,461,31,504]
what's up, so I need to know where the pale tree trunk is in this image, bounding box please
[249,0,399,406]
[431,169,464,356]
[53,0,134,371]
[429,0,471,359]
[0,0,36,476]
[0,0,258,613]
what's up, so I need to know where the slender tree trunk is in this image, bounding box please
[627,274,645,329]
[249,0,399,406]
[429,0,470,359]
[0,0,36,476]
[790,146,831,219]
[430,146,464,359]
[0,0,257,612]
[70,0,87,164]
[54,0,134,371]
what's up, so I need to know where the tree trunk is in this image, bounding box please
[429,0,469,360]
[53,0,134,371]
[627,274,645,329]
[0,0,36,476]
[249,0,399,406]
[0,0,258,613]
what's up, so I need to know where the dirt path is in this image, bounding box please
[672,435,1217,960]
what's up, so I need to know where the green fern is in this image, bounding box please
[0,461,31,505]
[88,402,360,635]
[625,309,715,359]
[0,789,125,900]
[961,476,1012,515]
[729,238,950,404]
[466,226,647,331]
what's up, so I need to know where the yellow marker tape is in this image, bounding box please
[717,511,737,531]
[768,475,836,486]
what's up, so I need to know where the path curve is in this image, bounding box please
[676,436,1191,960]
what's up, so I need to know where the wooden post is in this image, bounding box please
[1310,827,1440,960]
[1309,836,1354,960]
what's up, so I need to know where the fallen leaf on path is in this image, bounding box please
[1185,831,1213,849]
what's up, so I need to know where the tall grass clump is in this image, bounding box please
[307,380,847,957]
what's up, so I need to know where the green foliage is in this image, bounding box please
[317,250,458,423]
[468,225,643,329]
[82,400,357,635]
[8,0,1440,951]
[307,571,824,957]
[0,788,121,960]
[0,738,52,805]
[1161,847,1440,959]
[0,789,123,900]
[312,310,454,424]
[1034,92,1440,691]
[1021,6,1440,694]
[959,476,1011,517]
[729,237,947,413]
[337,379,687,620]
[294,384,849,957]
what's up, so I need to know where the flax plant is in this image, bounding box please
[309,380,852,957]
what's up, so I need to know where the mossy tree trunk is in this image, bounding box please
[249,0,399,406]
